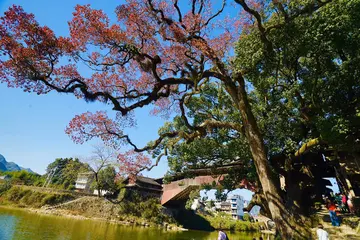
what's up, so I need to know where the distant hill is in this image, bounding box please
[0,154,34,173]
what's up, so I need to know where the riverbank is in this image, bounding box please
[0,206,266,240]
[0,204,184,231]
[0,185,182,230]
[0,185,267,234]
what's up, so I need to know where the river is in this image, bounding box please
[0,206,272,240]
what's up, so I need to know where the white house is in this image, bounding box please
[215,194,245,220]
[75,172,94,193]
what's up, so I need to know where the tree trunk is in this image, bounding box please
[226,76,311,239]
[95,173,100,197]
[244,191,272,219]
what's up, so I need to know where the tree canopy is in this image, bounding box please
[1,0,359,237]
[45,158,89,189]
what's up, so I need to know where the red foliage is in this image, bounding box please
[65,111,123,145]
[0,1,267,176]
[117,150,151,178]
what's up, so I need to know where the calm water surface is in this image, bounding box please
[0,207,267,240]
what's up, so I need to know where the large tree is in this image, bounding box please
[234,0,360,204]
[0,0,342,237]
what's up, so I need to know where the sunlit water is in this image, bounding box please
[0,206,269,240]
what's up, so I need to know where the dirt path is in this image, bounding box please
[42,196,93,210]
[315,207,360,239]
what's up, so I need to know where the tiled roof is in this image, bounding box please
[136,176,162,186]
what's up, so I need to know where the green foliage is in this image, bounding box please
[45,158,90,190]
[185,190,200,210]
[242,213,251,222]
[235,0,360,155]
[206,200,215,209]
[0,181,12,195]
[314,202,322,211]
[117,191,173,224]
[202,212,261,232]
[159,0,360,212]
[92,166,117,194]
[1,170,44,186]
[161,84,257,196]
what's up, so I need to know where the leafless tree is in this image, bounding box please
[86,144,117,197]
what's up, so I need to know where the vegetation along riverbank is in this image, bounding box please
[0,183,263,233]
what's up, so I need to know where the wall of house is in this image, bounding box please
[229,195,245,220]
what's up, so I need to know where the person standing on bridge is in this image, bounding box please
[218,229,229,240]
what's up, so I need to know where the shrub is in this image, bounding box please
[0,181,12,195]
[41,193,74,206]
[117,194,174,225]
[242,213,251,222]
[201,212,260,232]
[6,187,30,202]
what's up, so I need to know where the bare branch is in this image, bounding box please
[173,0,183,23]
[87,144,117,173]
[203,0,226,27]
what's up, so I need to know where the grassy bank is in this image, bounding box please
[0,185,179,229]
[0,185,263,233]
[171,207,263,232]
[0,185,75,208]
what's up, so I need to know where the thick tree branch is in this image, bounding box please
[294,138,322,157]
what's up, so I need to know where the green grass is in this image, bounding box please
[0,186,75,208]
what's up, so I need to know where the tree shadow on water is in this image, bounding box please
[172,208,214,231]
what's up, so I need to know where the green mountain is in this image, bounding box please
[0,154,33,173]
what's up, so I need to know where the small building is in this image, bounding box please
[219,201,231,212]
[123,176,163,198]
[75,172,94,193]
[229,195,245,220]
[215,194,245,220]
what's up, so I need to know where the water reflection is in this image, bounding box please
[0,213,16,240]
[0,207,267,240]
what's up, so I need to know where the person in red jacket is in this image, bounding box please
[326,199,340,226]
